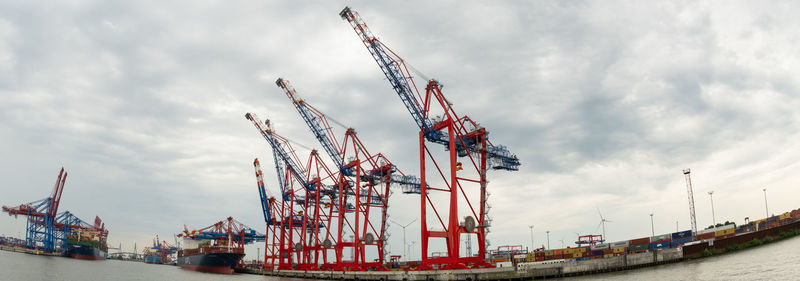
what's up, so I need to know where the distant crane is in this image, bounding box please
[178,217,265,249]
[340,6,520,270]
[2,168,107,253]
[683,169,698,237]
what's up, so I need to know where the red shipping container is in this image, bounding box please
[535,256,544,261]
[629,237,650,245]
[697,232,714,240]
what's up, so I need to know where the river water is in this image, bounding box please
[1,236,798,281]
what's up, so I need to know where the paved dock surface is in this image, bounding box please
[240,248,683,280]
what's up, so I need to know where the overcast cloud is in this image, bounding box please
[2,1,799,258]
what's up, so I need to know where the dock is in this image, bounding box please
[0,245,63,257]
[238,248,683,280]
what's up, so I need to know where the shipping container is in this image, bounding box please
[628,244,648,252]
[610,241,629,248]
[604,254,614,258]
[572,253,583,258]
[612,247,626,254]
[562,248,574,255]
[574,247,587,254]
[671,237,692,247]
[590,243,609,250]
[648,241,670,250]
[697,232,715,240]
[535,256,544,262]
[629,237,650,245]
[591,250,603,256]
[671,230,692,239]
[650,234,671,242]
[554,248,564,255]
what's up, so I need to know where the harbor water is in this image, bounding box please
[1,235,798,281]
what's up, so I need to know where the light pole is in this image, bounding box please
[546,231,550,249]
[763,188,769,217]
[528,225,534,251]
[257,247,260,264]
[649,214,655,237]
[390,219,417,262]
[408,241,416,261]
[708,191,716,228]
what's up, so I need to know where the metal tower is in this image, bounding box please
[683,169,697,236]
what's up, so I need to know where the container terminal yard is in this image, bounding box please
[2,4,800,281]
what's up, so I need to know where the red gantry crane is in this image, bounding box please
[340,7,520,270]
[254,158,284,270]
[276,78,421,271]
[245,113,340,270]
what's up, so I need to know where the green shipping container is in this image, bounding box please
[629,244,648,251]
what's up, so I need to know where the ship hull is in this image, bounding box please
[66,243,107,260]
[144,255,163,264]
[177,252,245,274]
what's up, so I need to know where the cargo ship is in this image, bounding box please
[177,238,245,274]
[144,250,163,264]
[65,230,108,260]
[144,235,177,264]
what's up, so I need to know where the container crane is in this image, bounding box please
[340,7,520,269]
[276,77,421,271]
[245,112,339,270]
[2,168,105,253]
[255,158,285,270]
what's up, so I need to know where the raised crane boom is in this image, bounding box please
[276,78,344,171]
[254,158,274,224]
[245,112,314,191]
[339,7,519,171]
[276,77,422,194]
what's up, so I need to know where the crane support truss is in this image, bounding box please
[246,113,343,270]
[277,78,429,271]
[340,6,520,270]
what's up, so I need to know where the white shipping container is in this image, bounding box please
[590,243,609,250]
[610,241,629,248]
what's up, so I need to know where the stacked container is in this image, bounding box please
[628,237,649,253]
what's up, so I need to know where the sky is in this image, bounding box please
[1,1,799,261]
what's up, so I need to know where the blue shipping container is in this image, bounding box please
[671,237,692,247]
[592,250,603,256]
[671,230,692,239]
[649,241,670,250]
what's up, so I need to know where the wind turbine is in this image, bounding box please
[596,207,611,243]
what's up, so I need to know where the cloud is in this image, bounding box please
[2,0,800,261]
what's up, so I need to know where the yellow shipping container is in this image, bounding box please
[554,249,564,255]
[572,253,583,258]
[575,247,586,253]
[563,248,574,255]
[545,251,553,256]
[604,254,613,258]
[613,247,626,253]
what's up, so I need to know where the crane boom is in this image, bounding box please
[254,158,273,224]
[340,7,519,171]
[245,112,314,191]
[277,78,345,171]
[276,77,422,193]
